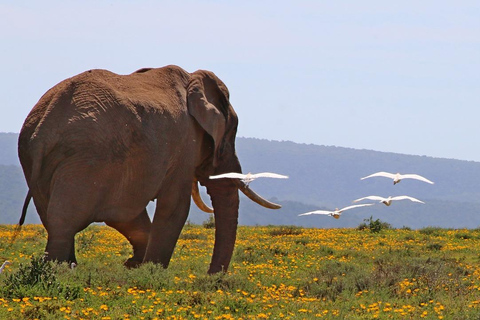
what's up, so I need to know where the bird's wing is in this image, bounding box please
[252,172,289,179]
[391,196,425,203]
[401,174,434,184]
[353,196,386,202]
[360,171,396,180]
[209,172,246,180]
[298,210,332,216]
[339,203,374,212]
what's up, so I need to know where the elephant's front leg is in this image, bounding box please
[143,180,192,268]
[106,209,151,268]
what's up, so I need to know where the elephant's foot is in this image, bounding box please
[124,258,143,269]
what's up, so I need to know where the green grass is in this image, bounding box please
[2,224,480,319]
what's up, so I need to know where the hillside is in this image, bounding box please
[0,133,20,166]
[2,133,480,229]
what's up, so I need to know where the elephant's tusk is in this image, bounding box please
[192,181,214,213]
[234,180,282,209]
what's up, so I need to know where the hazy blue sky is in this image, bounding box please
[2,1,479,161]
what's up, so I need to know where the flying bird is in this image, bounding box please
[209,172,288,185]
[0,261,11,273]
[360,172,434,185]
[354,195,425,206]
[298,203,373,219]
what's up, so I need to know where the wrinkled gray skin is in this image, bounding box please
[18,65,278,274]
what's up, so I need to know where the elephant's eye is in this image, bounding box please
[192,87,200,93]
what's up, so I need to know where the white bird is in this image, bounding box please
[298,203,373,219]
[209,172,289,185]
[354,195,425,206]
[360,172,434,185]
[0,261,11,273]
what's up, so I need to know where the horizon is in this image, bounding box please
[2,131,476,164]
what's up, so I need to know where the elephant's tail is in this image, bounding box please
[11,190,32,244]
[19,190,32,226]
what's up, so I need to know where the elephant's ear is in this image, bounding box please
[187,71,227,167]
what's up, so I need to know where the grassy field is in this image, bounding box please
[1,221,480,319]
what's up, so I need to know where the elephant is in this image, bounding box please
[18,65,280,274]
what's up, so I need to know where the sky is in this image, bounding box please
[1,1,479,161]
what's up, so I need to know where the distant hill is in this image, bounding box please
[2,133,480,229]
[0,133,20,166]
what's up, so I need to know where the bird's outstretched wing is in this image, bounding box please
[252,172,289,179]
[339,203,374,212]
[298,210,332,216]
[401,174,434,184]
[391,195,425,203]
[209,172,246,180]
[353,196,386,203]
[360,172,396,180]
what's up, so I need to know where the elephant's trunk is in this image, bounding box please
[204,179,239,274]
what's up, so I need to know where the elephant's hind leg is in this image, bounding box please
[44,224,78,264]
[43,201,79,263]
[106,209,151,268]
[43,176,104,265]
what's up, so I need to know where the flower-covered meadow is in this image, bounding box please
[2,223,480,319]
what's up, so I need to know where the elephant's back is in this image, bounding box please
[19,65,193,181]
[68,66,191,123]
[24,65,191,127]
